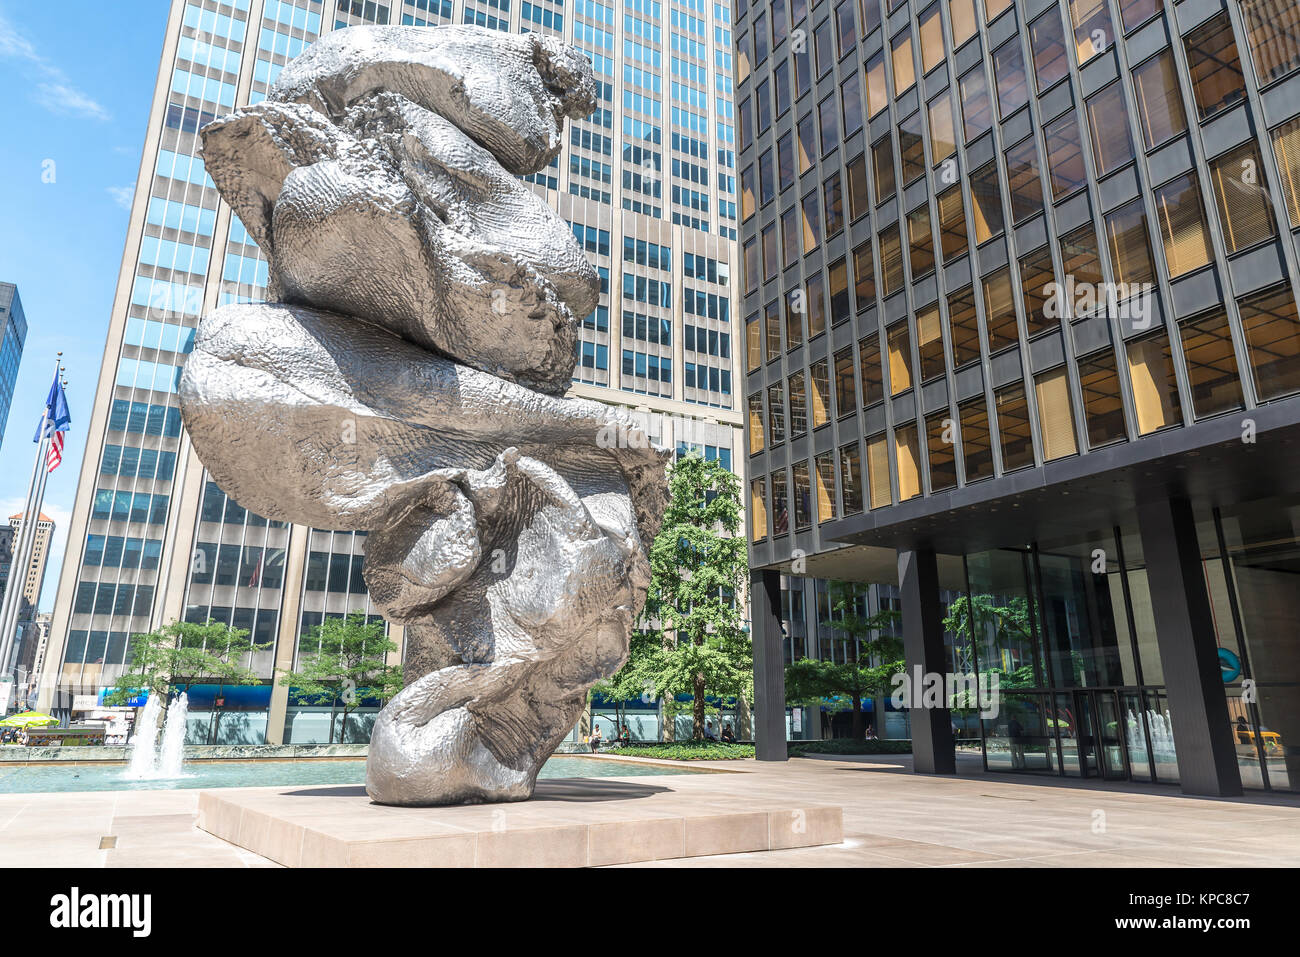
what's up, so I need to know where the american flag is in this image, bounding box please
[34,370,71,473]
[47,430,64,473]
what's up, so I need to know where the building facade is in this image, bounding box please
[0,283,28,453]
[7,513,54,610]
[42,0,745,743]
[738,0,1300,795]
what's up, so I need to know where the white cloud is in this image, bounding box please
[107,185,134,210]
[0,11,109,122]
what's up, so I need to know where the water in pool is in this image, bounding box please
[0,756,697,794]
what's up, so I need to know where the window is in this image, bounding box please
[1068,0,1112,66]
[789,372,808,434]
[782,206,801,267]
[768,382,788,442]
[1239,0,1300,85]
[866,51,889,117]
[797,113,817,173]
[895,424,922,500]
[887,320,913,393]
[847,154,870,219]
[748,393,766,452]
[818,93,840,155]
[899,111,926,185]
[959,398,994,481]
[908,205,935,278]
[759,149,775,204]
[842,74,864,136]
[853,239,876,308]
[1239,285,1300,401]
[1153,172,1212,277]
[880,224,905,296]
[1273,117,1300,228]
[835,0,857,57]
[747,313,762,371]
[824,171,845,236]
[1086,82,1135,176]
[985,0,1012,20]
[829,258,851,322]
[995,383,1035,471]
[919,4,945,73]
[757,79,772,133]
[1005,137,1044,223]
[1044,113,1087,198]
[810,359,832,425]
[970,161,1004,242]
[840,444,865,514]
[1058,224,1105,311]
[1105,198,1156,287]
[1034,367,1078,460]
[959,67,993,141]
[741,165,756,220]
[835,348,857,414]
[1030,8,1069,92]
[1133,51,1187,150]
[926,411,958,491]
[765,299,782,361]
[948,286,980,366]
[917,303,945,380]
[1178,309,1244,418]
[892,31,915,94]
[795,40,813,98]
[1126,331,1183,433]
[793,460,813,529]
[928,93,956,163]
[983,266,1019,352]
[801,190,822,252]
[872,135,897,202]
[1117,0,1160,31]
[807,272,828,337]
[750,478,768,540]
[1209,142,1277,254]
[860,0,881,35]
[993,39,1029,118]
[762,222,779,279]
[859,332,884,404]
[786,289,804,348]
[1019,246,1057,336]
[815,453,838,521]
[744,238,758,292]
[778,132,796,193]
[937,185,968,261]
[949,0,976,47]
[1077,349,1128,447]
[866,433,892,507]
[772,469,790,534]
[1185,13,1246,120]
[814,18,834,76]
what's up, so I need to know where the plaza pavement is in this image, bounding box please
[2,752,1298,867]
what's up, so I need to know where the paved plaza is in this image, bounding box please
[3,753,1299,868]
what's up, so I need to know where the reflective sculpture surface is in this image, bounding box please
[179,26,668,805]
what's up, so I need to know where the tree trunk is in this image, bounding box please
[851,693,864,740]
[692,672,706,740]
[328,695,338,745]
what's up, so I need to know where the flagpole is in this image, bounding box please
[2,443,52,675]
[0,356,60,694]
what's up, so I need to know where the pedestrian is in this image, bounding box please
[589,724,602,752]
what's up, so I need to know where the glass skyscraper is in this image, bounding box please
[0,282,28,454]
[42,0,745,743]
[739,0,1300,796]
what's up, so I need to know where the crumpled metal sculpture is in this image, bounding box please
[178,25,668,805]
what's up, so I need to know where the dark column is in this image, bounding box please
[1136,496,1242,797]
[751,568,788,761]
[897,548,955,774]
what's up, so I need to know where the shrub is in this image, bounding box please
[610,742,755,760]
[787,739,912,756]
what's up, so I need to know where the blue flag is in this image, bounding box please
[34,370,71,442]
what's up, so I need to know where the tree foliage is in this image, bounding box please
[278,611,402,744]
[104,620,267,706]
[601,454,752,740]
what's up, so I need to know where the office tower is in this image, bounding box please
[7,513,55,610]
[44,0,745,744]
[739,0,1300,795]
[0,283,27,452]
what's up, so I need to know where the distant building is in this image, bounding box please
[8,512,55,609]
[0,283,27,452]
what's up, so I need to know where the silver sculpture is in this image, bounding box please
[179,25,668,805]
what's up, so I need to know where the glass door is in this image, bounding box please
[1072,692,1100,776]
[1093,692,1129,780]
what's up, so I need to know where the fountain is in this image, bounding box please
[125,693,163,779]
[123,692,189,779]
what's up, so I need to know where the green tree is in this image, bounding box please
[943,594,1037,721]
[103,620,267,707]
[785,581,904,740]
[278,611,403,744]
[629,454,752,740]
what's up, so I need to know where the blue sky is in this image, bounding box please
[0,0,171,609]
